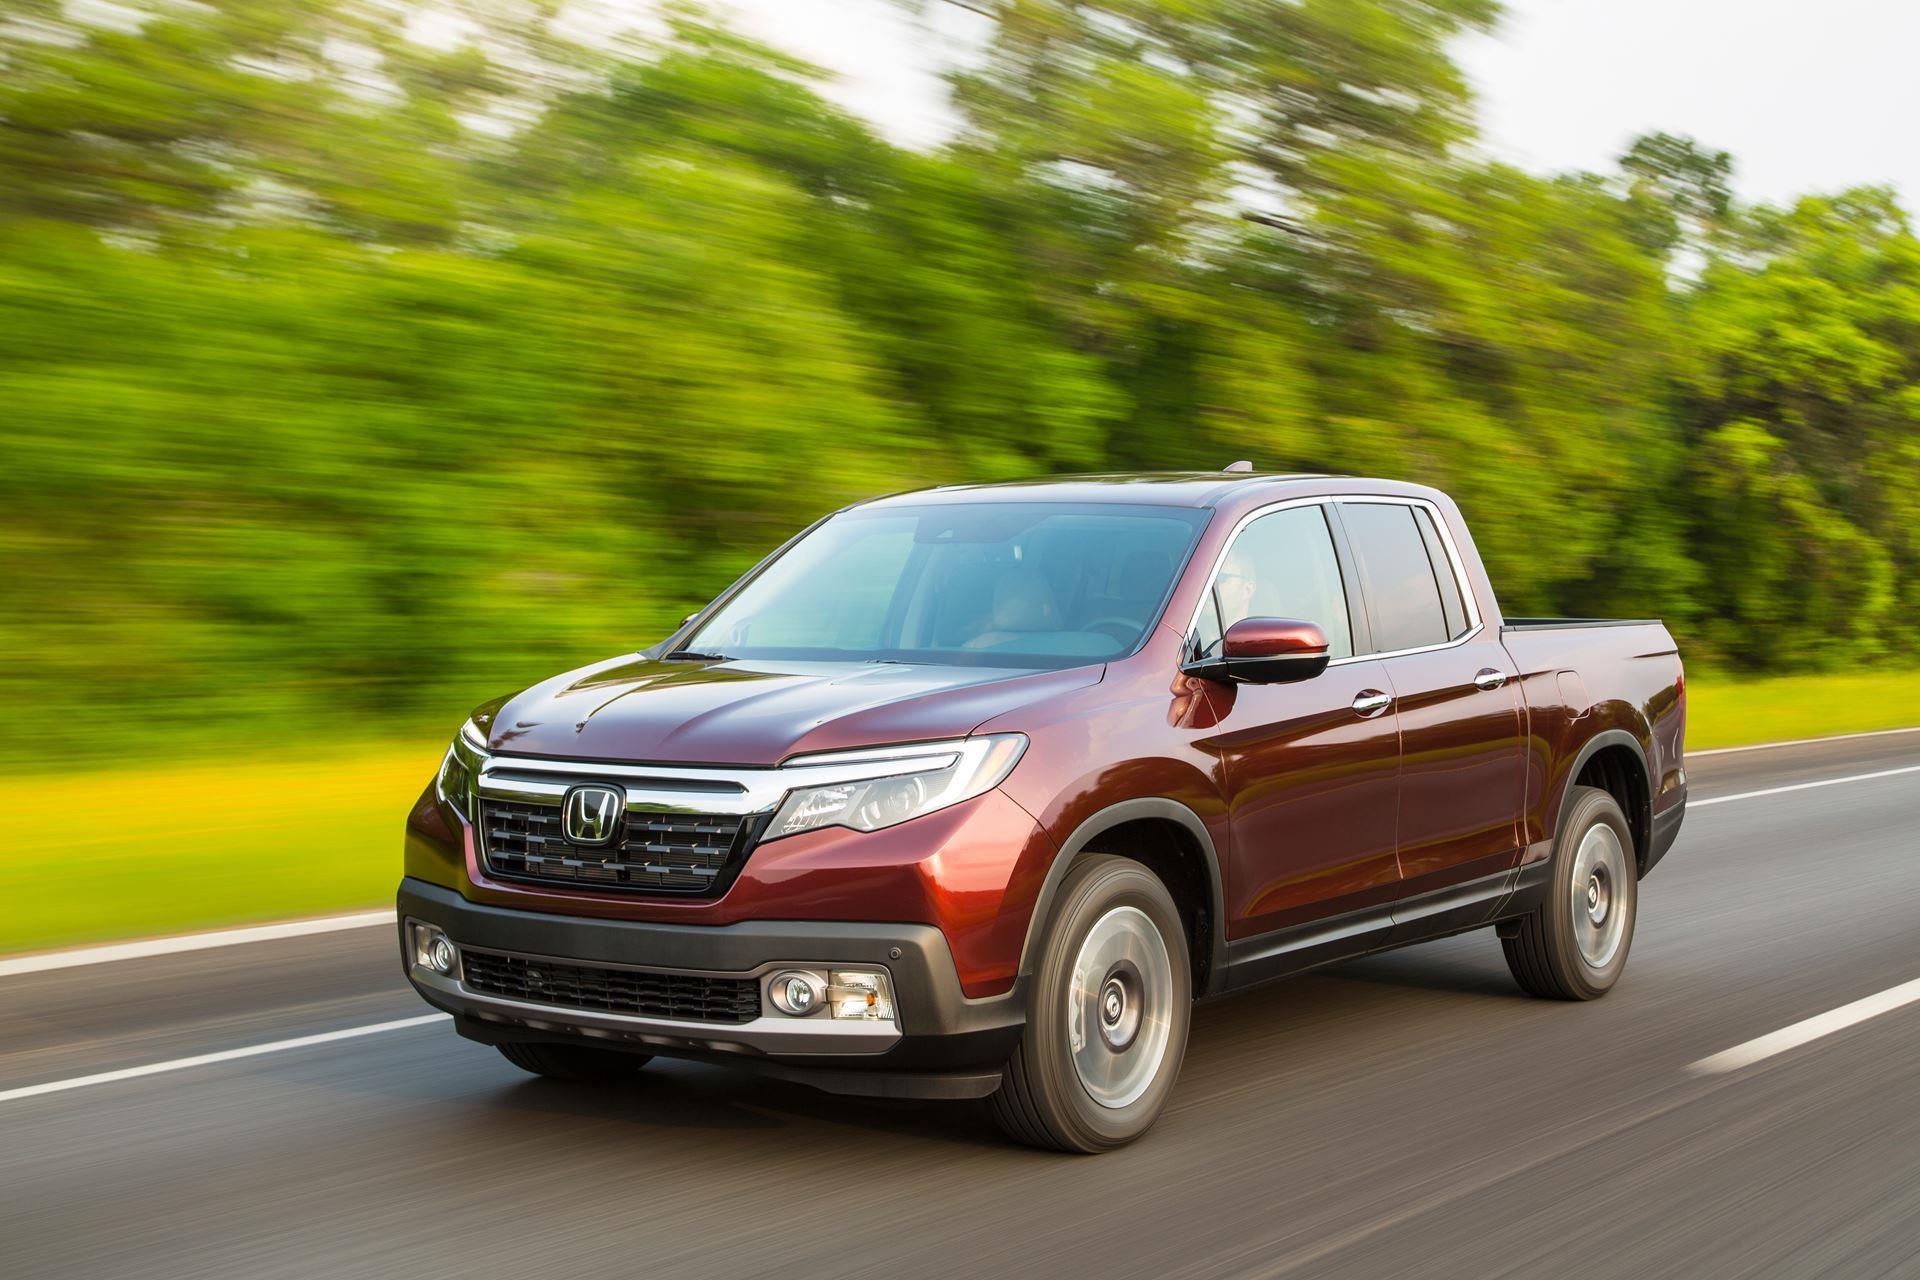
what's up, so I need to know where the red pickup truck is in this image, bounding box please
[400,472,1686,1151]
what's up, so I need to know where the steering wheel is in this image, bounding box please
[1083,617,1143,646]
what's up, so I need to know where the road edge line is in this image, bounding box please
[0,910,396,979]
[1689,764,1920,809]
[0,1014,451,1105]
[1690,724,1920,756]
[1688,977,1920,1075]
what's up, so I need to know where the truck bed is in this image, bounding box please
[1501,617,1664,630]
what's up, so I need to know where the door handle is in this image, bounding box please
[1473,668,1507,691]
[1352,690,1392,716]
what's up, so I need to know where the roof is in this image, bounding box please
[859,471,1360,510]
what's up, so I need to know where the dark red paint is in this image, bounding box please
[1220,617,1329,659]
[404,475,1685,999]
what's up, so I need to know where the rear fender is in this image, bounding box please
[1550,726,1655,871]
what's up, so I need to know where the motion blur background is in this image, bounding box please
[3,0,1918,947]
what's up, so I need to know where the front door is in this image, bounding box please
[1188,503,1403,938]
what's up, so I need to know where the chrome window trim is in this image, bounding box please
[1325,623,1484,666]
[1181,493,1484,665]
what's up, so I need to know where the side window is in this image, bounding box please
[1191,590,1224,658]
[1192,505,1354,660]
[1412,507,1471,639]
[1340,502,1452,653]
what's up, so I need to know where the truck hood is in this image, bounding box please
[476,655,1103,766]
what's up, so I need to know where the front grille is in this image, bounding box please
[480,798,757,895]
[461,949,762,1024]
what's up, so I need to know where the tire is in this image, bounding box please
[1503,785,1638,1000]
[991,855,1192,1153]
[496,1041,651,1082]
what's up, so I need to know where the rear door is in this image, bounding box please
[1335,500,1526,899]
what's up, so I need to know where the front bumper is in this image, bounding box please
[398,879,1023,1099]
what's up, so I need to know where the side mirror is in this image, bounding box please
[1185,617,1330,685]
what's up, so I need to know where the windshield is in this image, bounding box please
[683,502,1209,668]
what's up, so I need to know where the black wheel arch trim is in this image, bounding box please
[1553,728,1661,874]
[1015,797,1228,993]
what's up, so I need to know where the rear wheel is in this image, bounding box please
[991,855,1191,1153]
[496,1041,651,1082]
[1503,785,1638,1000]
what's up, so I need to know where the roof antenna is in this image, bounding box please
[1222,460,1254,473]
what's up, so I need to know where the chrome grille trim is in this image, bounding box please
[473,743,964,817]
[478,796,762,897]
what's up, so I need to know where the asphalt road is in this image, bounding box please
[3,733,1918,1279]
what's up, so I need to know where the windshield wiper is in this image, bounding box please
[664,649,729,662]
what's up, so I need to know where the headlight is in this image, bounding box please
[765,734,1026,841]
[436,720,489,818]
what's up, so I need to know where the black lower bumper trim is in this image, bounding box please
[1646,791,1686,877]
[436,1005,1002,1100]
[397,878,1023,1079]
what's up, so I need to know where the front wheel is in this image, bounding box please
[1503,785,1638,1000]
[991,855,1191,1152]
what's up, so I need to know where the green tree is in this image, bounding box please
[1680,189,1920,662]
[2,0,1917,768]
[1619,131,1735,261]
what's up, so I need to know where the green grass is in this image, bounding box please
[1684,666,1920,750]
[0,739,444,956]
[3,669,1915,956]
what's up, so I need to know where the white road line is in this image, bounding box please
[1690,764,1920,809]
[1689,978,1920,1075]
[0,910,396,979]
[0,1014,450,1105]
[1690,724,1920,757]
[1,756,1911,1106]
[5,735,1915,979]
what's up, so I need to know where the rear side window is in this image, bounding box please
[1412,507,1470,639]
[1191,504,1354,660]
[1340,502,1454,653]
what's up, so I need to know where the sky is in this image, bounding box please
[691,0,1920,207]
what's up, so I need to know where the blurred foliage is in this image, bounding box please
[16,660,1918,951]
[1,0,1917,766]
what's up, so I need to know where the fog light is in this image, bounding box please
[826,970,895,1021]
[410,923,457,976]
[769,970,826,1016]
